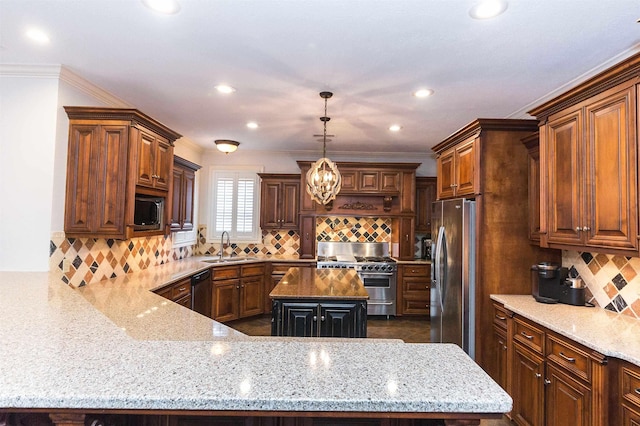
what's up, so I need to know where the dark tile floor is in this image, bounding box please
[226,314,513,426]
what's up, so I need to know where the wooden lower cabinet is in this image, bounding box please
[512,342,545,426]
[491,325,508,391]
[620,361,640,426]
[399,264,430,315]
[154,277,192,309]
[272,300,367,338]
[545,363,591,426]
[499,304,610,426]
[212,264,265,322]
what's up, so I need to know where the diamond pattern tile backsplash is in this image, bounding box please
[316,217,392,242]
[563,250,640,319]
[49,234,193,287]
[48,224,640,320]
[196,226,300,257]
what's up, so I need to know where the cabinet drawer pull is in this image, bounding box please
[520,331,534,340]
[635,388,640,395]
[178,287,187,292]
[495,314,506,320]
[559,352,576,363]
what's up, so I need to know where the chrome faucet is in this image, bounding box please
[220,231,231,260]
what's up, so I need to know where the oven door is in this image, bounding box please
[359,271,396,316]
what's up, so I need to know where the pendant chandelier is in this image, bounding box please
[306,91,342,205]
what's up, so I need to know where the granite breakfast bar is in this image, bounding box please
[0,260,512,426]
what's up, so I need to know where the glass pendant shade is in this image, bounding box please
[306,91,341,205]
[306,157,342,205]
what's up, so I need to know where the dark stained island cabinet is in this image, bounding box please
[270,267,368,338]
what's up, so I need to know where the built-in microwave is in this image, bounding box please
[133,196,164,231]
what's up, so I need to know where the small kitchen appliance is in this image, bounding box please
[531,262,585,306]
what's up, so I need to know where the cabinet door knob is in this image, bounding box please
[582,226,590,231]
[313,315,317,322]
[320,315,325,321]
[535,373,542,378]
[575,227,581,232]
[635,388,640,395]
[544,378,551,385]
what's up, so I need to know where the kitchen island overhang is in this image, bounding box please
[0,268,511,426]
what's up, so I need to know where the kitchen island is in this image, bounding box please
[0,265,512,426]
[270,267,369,338]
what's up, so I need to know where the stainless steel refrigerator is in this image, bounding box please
[431,198,476,359]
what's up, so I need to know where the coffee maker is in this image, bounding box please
[531,262,586,306]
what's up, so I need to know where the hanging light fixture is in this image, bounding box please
[215,139,240,154]
[306,91,342,205]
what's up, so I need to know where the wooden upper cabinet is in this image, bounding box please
[521,132,542,243]
[536,78,638,254]
[65,124,129,236]
[339,170,357,191]
[134,127,173,191]
[415,177,437,233]
[358,171,379,191]
[171,156,201,232]
[544,106,584,246]
[63,107,181,239]
[435,135,478,200]
[258,174,300,230]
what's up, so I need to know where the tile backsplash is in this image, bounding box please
[563,250,640,319]
[316,217,392,243]
[48,225,640,321]
[49,234,193,287]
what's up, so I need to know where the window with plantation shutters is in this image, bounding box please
[208,169,260,242]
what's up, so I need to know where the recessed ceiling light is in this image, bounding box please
[389,125,402,132]
[246,122,259,129]
[26,27,50,44]
[141,0,181,14]
[413,89,434,98]
[215,84,236,94]
[469,0,508,19]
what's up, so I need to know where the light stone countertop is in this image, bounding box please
[491,294,640,366]
[0,265,511,415]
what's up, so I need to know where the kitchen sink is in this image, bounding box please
[201,256,258,264]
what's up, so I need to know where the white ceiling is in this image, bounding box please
[1,0,639,156]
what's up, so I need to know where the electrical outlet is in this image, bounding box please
[62,258,71,273]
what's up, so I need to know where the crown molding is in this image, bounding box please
[0,63,132,108]
[0,63,62,78]
[507,46,640,119]
[175,136,205,154]
[59,66,133,108]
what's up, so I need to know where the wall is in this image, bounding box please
[563,250,640,319]
[0,66,61,271]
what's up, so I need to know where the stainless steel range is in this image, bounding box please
[316,242,397,317]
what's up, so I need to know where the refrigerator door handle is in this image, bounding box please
[434,225,446,311]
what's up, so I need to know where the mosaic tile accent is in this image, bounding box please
[196,226,300,258]
[49,234,195,287]
[563,250,640,319]
[316,217,392,243]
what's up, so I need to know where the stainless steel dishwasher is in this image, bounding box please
[191,269,212,317]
